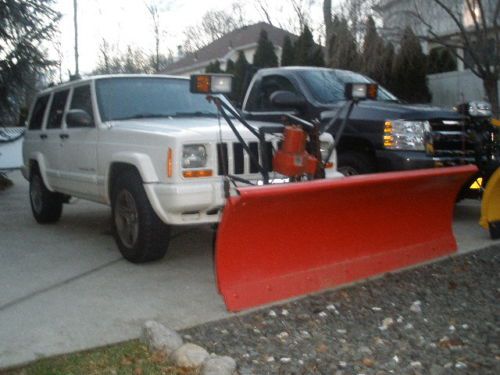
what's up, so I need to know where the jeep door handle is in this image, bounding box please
[59,134,69,139]
[40,134,47,139]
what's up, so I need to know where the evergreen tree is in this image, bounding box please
[361,16,386,84]
[428,48,457,74]
[329,17,361,71]
[225,59,235,74]
[232,51,250,105]
[392,27,431,103]
[281,36,295,66]
[294,25,324,67]
[381,42,395,92]
[253,30,278,69]
[205,60,222,73]
[0,0,60,123]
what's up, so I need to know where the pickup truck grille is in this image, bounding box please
[216,141,275,176]
[428,120,475,158]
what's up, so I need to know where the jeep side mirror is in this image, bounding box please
[270,90,306,110]
[66,109,92,128]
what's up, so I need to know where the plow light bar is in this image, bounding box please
[190,74,233,94]
[345,83,378,100]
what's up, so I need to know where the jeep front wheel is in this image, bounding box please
[111,170,170,263]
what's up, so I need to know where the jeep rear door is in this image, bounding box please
[23,94,50,179]
[57,84,99,199]
[44,89,70,189]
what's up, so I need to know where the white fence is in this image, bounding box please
[0,127,25,171]
[427,69,500,110]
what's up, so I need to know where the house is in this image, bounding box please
[375,0,499,109]
[163,22,296,76]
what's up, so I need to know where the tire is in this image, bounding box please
[337,151,376,176]
[490,221,500,240]
[29,169,63,223]
[111,169,170,263]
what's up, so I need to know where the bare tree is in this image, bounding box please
[145,0,172,73]
[182,4,247,52]
[409,0,500,116]
[257,0,316,34]
[340,0,378,41]
[256,0,274,26]
[291,0,316,32]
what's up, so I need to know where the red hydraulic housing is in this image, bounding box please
[273,125,319,177]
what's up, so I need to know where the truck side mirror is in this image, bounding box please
[66,109,92,128]
[270,91,306,111]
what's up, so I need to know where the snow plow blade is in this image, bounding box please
[216,165,477,311]
[480,167,500,239]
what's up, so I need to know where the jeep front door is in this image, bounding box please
[58,84,99,199]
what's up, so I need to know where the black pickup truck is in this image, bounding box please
[241,67,474,175]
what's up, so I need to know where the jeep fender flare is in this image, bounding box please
[105,152,159,203]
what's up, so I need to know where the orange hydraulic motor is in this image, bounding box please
[273,125,319,178]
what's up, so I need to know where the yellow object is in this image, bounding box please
[470,177,483,190]
[491,118,500,127]
[480,167,500,230]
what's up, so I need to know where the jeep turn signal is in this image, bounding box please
[190,74,233,94]
[183,169,213,178]
[345,83,378,100]
[167,148,173,177]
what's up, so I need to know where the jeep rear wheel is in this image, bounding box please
[29,169,63,223]
[111,170,170,263]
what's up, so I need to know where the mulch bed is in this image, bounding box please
[181,246,499,375]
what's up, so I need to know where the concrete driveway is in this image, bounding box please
[0,171,497,368]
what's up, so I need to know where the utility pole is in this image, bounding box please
[73,0,80,77]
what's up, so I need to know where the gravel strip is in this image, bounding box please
[181,246,500,375]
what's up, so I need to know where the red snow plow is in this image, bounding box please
[191,75,477,312]
[216,165,475,311]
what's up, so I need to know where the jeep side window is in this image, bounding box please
[69,85,94,127]
[28,95,49,130]
[46,90,69,129]
[246,75,298,112]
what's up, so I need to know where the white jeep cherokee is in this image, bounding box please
[23,75,338,262]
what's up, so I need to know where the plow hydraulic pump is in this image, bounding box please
[273,125,319,178]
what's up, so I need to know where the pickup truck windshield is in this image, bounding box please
[298,70,398,104]
[95,77,219,122]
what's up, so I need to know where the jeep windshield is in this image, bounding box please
[297,69,398,104]
[95,77,220,122]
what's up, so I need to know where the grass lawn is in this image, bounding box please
[1,340,198,375]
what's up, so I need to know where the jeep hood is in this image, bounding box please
[108,117,275,140]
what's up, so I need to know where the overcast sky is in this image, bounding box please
[53,0,328,79]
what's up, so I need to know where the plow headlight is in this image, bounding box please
[384,120,430,151]
[190,74,232,94]
[182,144,208,168]
[345,83,378,100]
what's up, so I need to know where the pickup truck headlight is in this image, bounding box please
[319,137,333,160]
[384,120,430,151]
[182,144,208,168]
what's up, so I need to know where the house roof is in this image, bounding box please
[164,22,297,74]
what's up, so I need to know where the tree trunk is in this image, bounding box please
[483,77,499,118]
[323,0,332,67]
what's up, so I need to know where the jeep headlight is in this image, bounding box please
[384,120,430,151]
[182,144,208,168]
